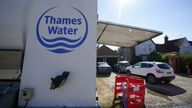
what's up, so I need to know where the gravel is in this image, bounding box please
[96,73,192,108]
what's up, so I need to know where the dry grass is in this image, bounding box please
[96,77,114,108]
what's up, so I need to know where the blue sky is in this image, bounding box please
[98,0,192,50]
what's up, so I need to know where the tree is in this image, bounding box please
[117,47,123,56]
[148,51,162,62]
[130,56,142,65]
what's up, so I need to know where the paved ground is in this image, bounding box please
[96,73,192,108]
[0,82,19,108]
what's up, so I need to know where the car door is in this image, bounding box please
[130,62,142,75]
[140,63,154,76]
[140,63,148,76]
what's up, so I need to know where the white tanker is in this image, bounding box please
[0,0,97,107]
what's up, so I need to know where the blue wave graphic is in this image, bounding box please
[36,6,88,53]
[48,48,73,53]
[42,36,81,43]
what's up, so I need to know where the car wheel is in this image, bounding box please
[126,70,131,75]
[147,74,156,84]
[164,80,171,83]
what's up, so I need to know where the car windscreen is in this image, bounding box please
[157,64,171,69]
[119,63,130,67]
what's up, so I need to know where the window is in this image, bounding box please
[141,63,153,68]
[157,64,170,69]
[119,63,131,67]
[134,62,141,68]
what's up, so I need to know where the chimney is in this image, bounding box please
[164,35,168,43]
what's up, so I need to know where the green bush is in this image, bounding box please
[162,53,192,73]
[179,54,192,64]
[178,54,192,73]
[162,53,169,63]
[148,52,163,62]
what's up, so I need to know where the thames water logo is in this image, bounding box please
[36,6,88,53]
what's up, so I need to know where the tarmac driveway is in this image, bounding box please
[96,73,192,108]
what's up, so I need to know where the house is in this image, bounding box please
[121,35,192,62]
[122,40,156,61]
[135,40,156,60]
[121,47,135,61]
[156,36,192,55]
[97,45,119,67]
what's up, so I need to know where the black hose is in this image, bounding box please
[22,99,29,108]
[0,73,22,98]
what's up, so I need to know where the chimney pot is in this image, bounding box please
[165,35,168,43]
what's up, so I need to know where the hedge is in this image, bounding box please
[162,53,192,73]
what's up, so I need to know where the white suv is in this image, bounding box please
[126,61,175,84]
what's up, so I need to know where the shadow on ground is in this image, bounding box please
[97,74,111,78]
[147,83,187,96]
[176,73,192,78]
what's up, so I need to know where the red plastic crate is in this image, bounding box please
[113,74,145,108]
[114,74,129,97]
[126,76,145,108]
